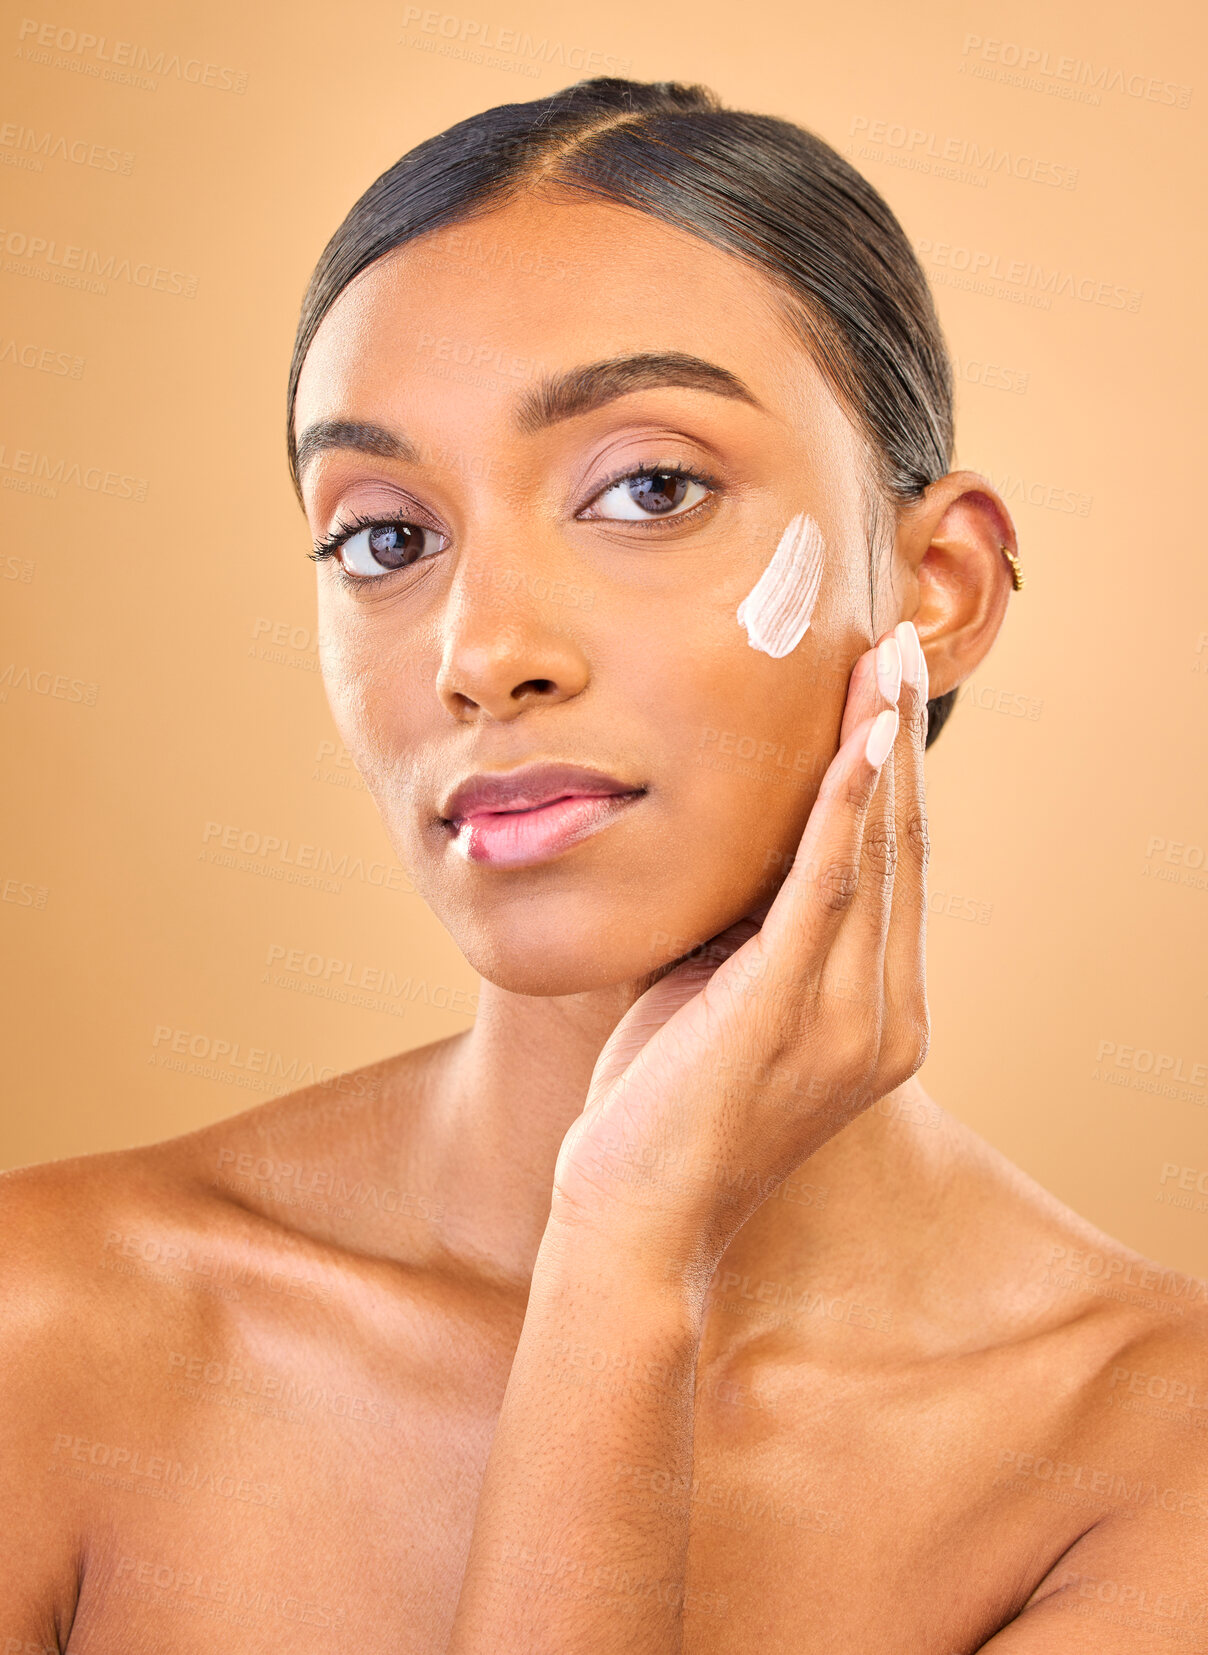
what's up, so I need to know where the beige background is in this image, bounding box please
[2,0,1205,1276]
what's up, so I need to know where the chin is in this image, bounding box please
[452,916,676,998]
[467,948,640,998]
[438,875,763,999]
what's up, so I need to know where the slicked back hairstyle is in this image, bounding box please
[288,78,959,746]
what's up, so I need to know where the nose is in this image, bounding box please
[434,555,591,724]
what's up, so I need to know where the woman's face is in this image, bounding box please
[294,193,894,995]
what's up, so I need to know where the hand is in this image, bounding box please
[551,621,931,1279]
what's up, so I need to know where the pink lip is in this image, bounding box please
[440,763,646,869]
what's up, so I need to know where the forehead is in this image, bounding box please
[295,193,857,459]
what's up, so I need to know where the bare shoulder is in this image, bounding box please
[908,1110,1208,1484]
[983,1294,1208,1647]
[962,1138,1208,1638]
[1056,1221,1208,1503]
[0,1042,445,1640]
[0,1142,206,1639]
[0,1031,453,1283]
[0,1135,228,1397]
[880,1118,1208,1645]
[0,1030,457,1333]
[0,1137,190,1325]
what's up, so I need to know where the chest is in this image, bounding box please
[63,1321,1085,1652]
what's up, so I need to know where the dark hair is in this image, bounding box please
[288,78,958,747]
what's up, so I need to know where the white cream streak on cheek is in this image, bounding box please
[735,512,826,658]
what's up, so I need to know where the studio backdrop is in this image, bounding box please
[1,0,1205,1277]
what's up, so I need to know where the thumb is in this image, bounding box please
[586,916,763,1101]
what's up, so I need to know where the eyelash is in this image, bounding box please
[309,510,433,564]
[309,462,720,576]
[579,460,719,519]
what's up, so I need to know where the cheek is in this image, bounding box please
[644,620,840,872]
[737,511,827,658]
[646,580,837,759]
[317,602,421,786]
[695,664,828,812]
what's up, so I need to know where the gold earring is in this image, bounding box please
[1000,544,1024,592]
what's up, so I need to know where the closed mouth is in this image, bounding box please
[438,763,647,869]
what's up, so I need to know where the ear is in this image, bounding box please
[890,471,1020,699]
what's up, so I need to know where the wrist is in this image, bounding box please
[539,1199,717,1323]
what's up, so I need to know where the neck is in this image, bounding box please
[416,974,964,1299]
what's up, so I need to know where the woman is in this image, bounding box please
[3,77,1204,1652]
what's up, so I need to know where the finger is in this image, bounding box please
[587,916,763,1101]
[754,690,897,982]
[837,640,883,747]
[880,620,931,1074]
[819,632,903,1018]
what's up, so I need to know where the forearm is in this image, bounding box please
[446,1219,707,1655]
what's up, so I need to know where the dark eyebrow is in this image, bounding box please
[515,352,762,432]
[294,419,419,479]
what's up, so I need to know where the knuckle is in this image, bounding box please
[863,821,898,880]
[767,995,875,1081]
[822,970,877,1019]
[814,859,861,912]
[753,977,804,1033]
[903,808,930,870]
[916,1005,932,1067]
[906,686,930,741]
[820,1007,880,1077]
[826,765,875,812]
[884,1010,931,1082]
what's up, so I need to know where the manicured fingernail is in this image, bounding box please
[875,637,902,705]
[895,621,923,690]
[865,707,898,768]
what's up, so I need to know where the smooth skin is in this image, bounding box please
[2,193,1206,1653]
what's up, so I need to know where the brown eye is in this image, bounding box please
[338,522,446,578]
[588,470,710,522]
[627,473,688,513]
